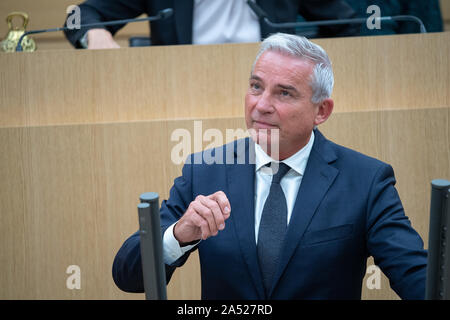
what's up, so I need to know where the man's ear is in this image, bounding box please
[314,98,334,126]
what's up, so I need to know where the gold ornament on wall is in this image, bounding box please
[1,12,36,52]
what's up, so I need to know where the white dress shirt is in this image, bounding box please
[253,131,315,242]
[163,132,315,264]
[192,0,260,44]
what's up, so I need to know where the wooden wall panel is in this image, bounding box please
[0,43,255,127]
[1,33,449,128]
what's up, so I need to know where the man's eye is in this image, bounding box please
[280,90,291,97]
[251,83,261,90]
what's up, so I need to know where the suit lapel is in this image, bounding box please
[226,138,266,299]
[173,0,194,44]
[269,130,339,296]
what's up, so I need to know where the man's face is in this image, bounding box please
[245,50,324,160]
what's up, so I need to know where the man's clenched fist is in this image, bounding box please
[174,191,231,245]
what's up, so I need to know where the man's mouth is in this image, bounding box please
[252,120,278,129]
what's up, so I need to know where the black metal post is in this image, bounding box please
[138,192,167,300]
[426,179,450,300]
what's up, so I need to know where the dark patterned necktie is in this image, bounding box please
[257,162,291,296]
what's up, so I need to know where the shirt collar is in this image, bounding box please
[254,130,315,176]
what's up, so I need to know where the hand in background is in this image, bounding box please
[87,28,120,49]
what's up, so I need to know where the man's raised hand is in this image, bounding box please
[173,191,231,245]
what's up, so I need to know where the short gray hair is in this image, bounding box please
[252,33,334,104]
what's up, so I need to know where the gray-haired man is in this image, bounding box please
[113,33,427,299]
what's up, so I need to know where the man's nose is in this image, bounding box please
[255,91,274,113]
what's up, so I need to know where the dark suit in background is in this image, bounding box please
[64,0,359,48]
[112,130,427,299]
[346,0,443,35]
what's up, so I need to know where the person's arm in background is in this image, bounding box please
[299,0,360,37]
[63,0,147,49]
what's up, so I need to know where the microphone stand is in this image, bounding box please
[15,8,173,52]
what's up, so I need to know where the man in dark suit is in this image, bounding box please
[64,0,359,49]
[112,33,427,299]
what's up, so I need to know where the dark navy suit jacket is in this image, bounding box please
[112,129,427,299]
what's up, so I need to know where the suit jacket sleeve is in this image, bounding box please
[112,155,196,293]
[63,0,148,48]
[366,163,427,299]
[298,0,360,37]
